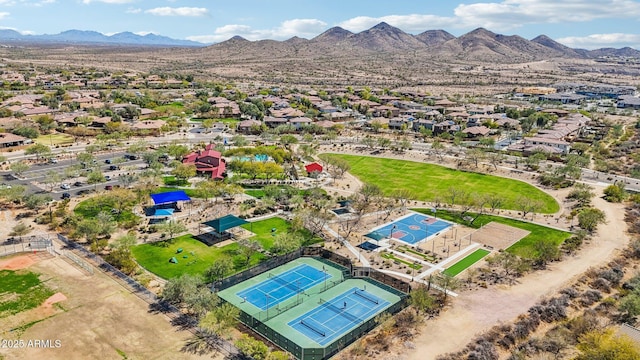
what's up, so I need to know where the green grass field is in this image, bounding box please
[0,269,54,318]
[443,249,491,277]
[131,234,266,279]
[74,195,138,224]
[133,217,321,279]
[320,154,559,213]
[33,133,74,146]
[414,208,571,258]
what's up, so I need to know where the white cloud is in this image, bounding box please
[339,14,456,33]
[453,0,640,31]
[82,0,134,4]
[336,1,640,34]
[0,12,9,19]
[133,31,154,36]
[556,33,640,49]
[186,18,327,44]
[125,7,141,14]
[144,7,208,17]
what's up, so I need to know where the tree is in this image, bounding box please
[465,148,485,168]
[515,196,542,219]
[237,239,261,268]
[432,272,460,302]
[162,274,204,305]
[23,193,52,210]
[10,222,31,239]
[603,182,627,203]
[409,285,437,315]
[10,161,30,177]
[526,151,547,170]
[172,163,196,181]
[531,238,560,268]
[86,170,106,190]
[204,257,233,283]
[42,170,62,192]
[105,234,138,275]
[156,220,187,241]
[25,143,51,162]
[231,135,248,147]
[483,193,505,213]
[199,303,239,337]
[167,143,190,160]
[567,183,595,208]
[485,151,504,170]
[575,328,640,360]
[430,139,446,161]
[271,232,302,255]
[578,208,606,232]
[235,334,269,360]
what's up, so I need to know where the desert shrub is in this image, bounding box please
[590,278,611,293]
[560,287,580,299]
[466,339,499,360]
[580,290,603,307]
[530,296,569,323]
[597,267,624,286]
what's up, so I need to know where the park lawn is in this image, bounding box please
[33,133,74,146]
[443,249,490,277]
[132,234,266,280]
[74,196,137,224]
[0,269,54,318]
[320,154,559,214]
[241,217,322,250]
[162,176,189,187]
[414,208,571,258]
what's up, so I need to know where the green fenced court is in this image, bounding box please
[217,257,404,360]
[443,248,491,277]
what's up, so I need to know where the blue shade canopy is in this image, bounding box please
[150,190,190,205]
[154,208,174,217]
[202,214,249,233]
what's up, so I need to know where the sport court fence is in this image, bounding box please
[55,234,241,358]
[0,234,55,258]
[218,246,410,360]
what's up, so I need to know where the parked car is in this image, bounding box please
[49,158,58,164]
[61,192,71,199]
[109,165,119,171]
[60,183,71,190]
[104,175,111,181]
[73,181,83,187]
[105,159,112,164]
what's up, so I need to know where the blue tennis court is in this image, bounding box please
[288,287,390,346]
[237,263,331,310]
[368,212,452,245]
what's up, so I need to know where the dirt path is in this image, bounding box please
[406,189,627,359]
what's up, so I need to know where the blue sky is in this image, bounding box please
[1,1,639,49]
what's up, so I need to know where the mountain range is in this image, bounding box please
[0,29,202,47]
[1,24,639,62]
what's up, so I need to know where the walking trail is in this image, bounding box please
[406,191,627,359]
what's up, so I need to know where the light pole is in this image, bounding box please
[323,268,328,290]
[390,224,397,240]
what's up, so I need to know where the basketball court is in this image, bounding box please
[366,212,453,246]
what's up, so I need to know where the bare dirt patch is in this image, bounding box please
[464,222,530,251]
[0,255,213,360]
[0,255,35,270]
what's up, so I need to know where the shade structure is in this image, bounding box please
[153,208,174,217]
[202,214,249,233]
[364,231,386,241]
[150,190,191,205]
